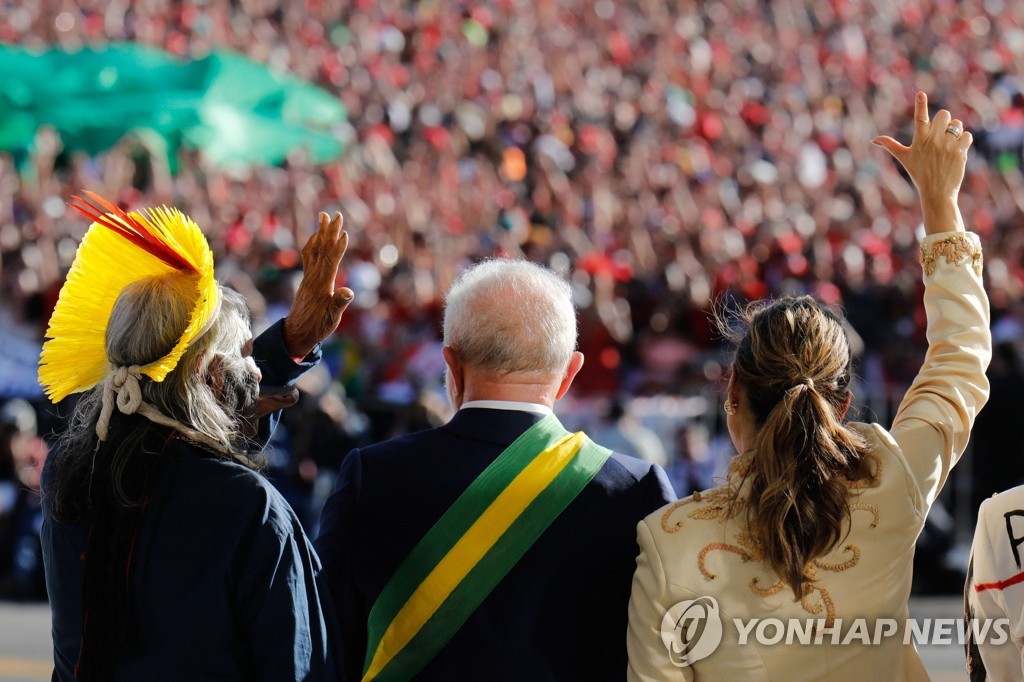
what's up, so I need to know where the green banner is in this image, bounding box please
[0,44,346,169]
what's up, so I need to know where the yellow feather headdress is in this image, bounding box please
[38,192,220,403]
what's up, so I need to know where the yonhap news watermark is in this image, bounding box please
[660,596,1011,668]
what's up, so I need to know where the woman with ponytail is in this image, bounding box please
[627,92,991,681]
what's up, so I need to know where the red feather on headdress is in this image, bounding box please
[68,191,198,273]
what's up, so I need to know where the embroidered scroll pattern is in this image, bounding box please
[660,456,750,533]
[799,569,838,626]
[750,577,785,598]
[813,544,860,572]
[920,233,983,277]
[674,452,882,627]
[694,530,852,626]
[660,497,694,533]
[662,487,746,532]
[850,501,880,528]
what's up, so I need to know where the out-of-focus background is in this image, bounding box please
[1,0,1021,678]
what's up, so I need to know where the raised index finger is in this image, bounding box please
[913,91,929,142]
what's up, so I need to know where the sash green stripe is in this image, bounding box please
[374,437,610,681]
[362,414,568,672]
[362,414,610,681]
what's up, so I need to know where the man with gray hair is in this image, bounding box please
[317,258,675,681]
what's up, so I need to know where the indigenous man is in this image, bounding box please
[39,195,352,680]
[316,258,676,681]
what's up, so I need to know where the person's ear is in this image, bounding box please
[442,346,464,397]
[205,355,226,398]
[727,367,740,406]
[555,352,585,401]
[839,391,853,420]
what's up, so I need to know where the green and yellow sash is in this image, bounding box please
[361,414,611,681]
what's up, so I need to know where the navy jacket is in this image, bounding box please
[42,320,334,681]
[316,408,676,681]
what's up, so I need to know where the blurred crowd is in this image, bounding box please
[4,0,1024,598]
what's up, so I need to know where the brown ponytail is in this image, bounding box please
[724,296,870,599]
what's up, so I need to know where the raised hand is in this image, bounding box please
[283,211,354,358]
[872,91,971,234]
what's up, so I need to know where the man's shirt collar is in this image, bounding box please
[459,400,552,416]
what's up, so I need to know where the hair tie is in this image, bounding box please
[96,365,144,441]
[786,376,815,396]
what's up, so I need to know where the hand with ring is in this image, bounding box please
[872,91,972,235]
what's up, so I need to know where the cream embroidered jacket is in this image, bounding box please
[627,231,991,681]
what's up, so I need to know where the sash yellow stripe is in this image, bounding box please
[362,431,585,681]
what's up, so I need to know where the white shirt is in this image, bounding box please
[968,484,1024,681]
[459,400,552,416]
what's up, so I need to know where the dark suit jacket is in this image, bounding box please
[316,407,676,681]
